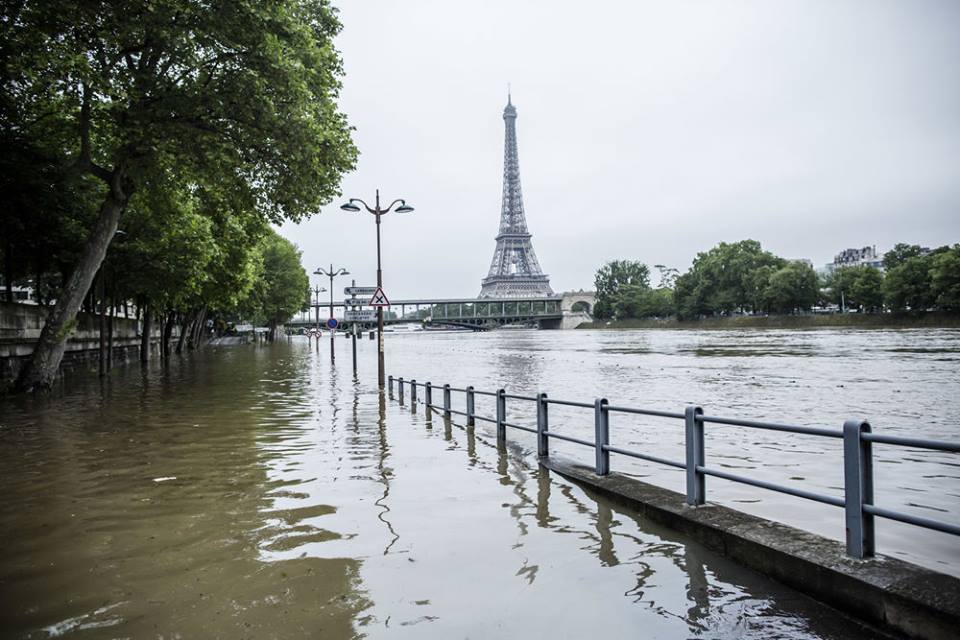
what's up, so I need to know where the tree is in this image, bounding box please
[593,260,650,319]
[761,261,819,314]
[930,245,960,311]
[8,0,357,391]
[849,266,884,312]
[883,243,926,270]
[829,265,884,312]
[613,285,675,319]
[243,230,309,340]
[673,240,785,319]
[653,264,679,289]
[884,257,934,312]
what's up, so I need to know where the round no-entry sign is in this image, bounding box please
[326,318,339,330]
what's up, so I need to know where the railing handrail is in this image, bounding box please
[386,375,959,559]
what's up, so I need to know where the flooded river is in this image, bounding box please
[1,327,957,638]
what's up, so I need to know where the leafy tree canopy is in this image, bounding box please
[930,245,960,311]
[242,229,309,336]
[5,0,357,390]
[593,260,650,319]
[673,240,784,319]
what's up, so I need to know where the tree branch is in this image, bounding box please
[75,83,111,183]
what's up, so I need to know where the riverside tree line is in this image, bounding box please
[593,240,960,321]
[1,0,356,392]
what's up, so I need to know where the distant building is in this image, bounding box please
[821,246,884,275]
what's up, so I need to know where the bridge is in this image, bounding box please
[287,291,596,331]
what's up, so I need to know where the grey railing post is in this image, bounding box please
[843,419,875,558]
[685,405,705,505]
[388,375,394,396]
[425,382,433,414]
[398,377,404,404]
[537,392,549,458]
[466,386,475,426]
[594,398,610,475]
[410,379,417,407]
[496,389,506,446]
[443,384,451,418]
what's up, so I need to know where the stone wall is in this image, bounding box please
[0,302,161,388]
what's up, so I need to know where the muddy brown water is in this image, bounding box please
[1,328,956,638]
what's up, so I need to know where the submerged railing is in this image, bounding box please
[388,375,959,559]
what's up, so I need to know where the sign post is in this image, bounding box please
[348,280,358,376]
[314,264,350,365]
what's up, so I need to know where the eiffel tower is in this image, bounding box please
[479,93,554,298]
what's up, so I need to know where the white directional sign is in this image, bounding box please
[369,287,390,307]
[345,286,378,296]
[345,309,377,322]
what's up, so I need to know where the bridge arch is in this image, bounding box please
[561,291,596,315]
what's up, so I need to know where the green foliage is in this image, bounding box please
[883,243,926,270]
[3,0,357,375]
[5,0,357,222]
[849,266,884,312]
[673,240,785,319]
[242,230,309,330]
[593,260,650,319]
[883,257,934,311]
[828,265,884,311]
[930,245,960,311]
[613,285,675,319]
[760,261,819,313]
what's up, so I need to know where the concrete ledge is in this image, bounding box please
[542,456,960,640]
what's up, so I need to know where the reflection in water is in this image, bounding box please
[374,392,400,555]
[0,340,896,638]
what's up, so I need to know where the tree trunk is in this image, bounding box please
[107,294,115,371]
[162,311,175,359]
[140,302,151,363]
[4,237,12,303]
[189,307,208,350]
[175,311,193,354]
[268,320,277,342]
[98,271,106,377]
[15,172,129,392]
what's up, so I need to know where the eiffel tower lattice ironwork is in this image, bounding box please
[479,93,554,298]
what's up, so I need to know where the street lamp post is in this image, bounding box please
[340,190,414,389]
[311,284,327,341]
[314,265,349,363]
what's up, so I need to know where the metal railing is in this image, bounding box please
[388,375,959,559]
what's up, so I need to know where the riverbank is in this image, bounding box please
[578,312,960,330]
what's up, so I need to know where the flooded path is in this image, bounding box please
[0,337,902,638]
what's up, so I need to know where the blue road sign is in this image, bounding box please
[326,318,339,330]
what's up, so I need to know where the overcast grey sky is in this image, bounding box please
[279,0,960,298]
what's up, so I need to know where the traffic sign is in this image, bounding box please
[345,286,378,296]
[369,287,390,307]
[326,317,339,330]
[345,309,377,322]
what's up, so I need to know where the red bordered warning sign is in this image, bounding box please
[369,287,390,307]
